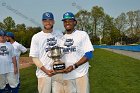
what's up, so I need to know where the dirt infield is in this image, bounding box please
[19,57,34,69]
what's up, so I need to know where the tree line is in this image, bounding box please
[75,6,140,45]
[0,6,140,46]
[0,16,41,48]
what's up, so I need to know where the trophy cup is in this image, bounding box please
[48,46,65,73]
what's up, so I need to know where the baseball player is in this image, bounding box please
[29,12,63,93]
[0,30,18,93]
[59,12,94,93]
[5,32,27,90]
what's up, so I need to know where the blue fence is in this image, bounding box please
[93,45,140,52]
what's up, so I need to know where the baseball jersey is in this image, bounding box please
[12,41,27,66]
[12,41,27,57]
[60,30,94,80]
[29,30,63,78]
[0,42,15,74]
[12,41,27,82]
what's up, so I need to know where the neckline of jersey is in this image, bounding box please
[65,29,76,35]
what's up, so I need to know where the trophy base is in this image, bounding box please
[53,63,65,73]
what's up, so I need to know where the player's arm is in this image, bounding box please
[73,32,94,69]
[64,51,93,73]
[32,57,55,76]
[12,56,18,74]
[11,44,18,74]
[74,51,93,68]
[19,44,28,53]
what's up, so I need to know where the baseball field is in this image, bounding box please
[19,49,140,93]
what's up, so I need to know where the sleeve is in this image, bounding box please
[32,57,43,68]
[29,35,39,57]
[19,44,27,53]
[82,32,94,53]
[84,51,93,60]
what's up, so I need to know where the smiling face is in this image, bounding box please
[63,19,77,33]
[42,19,54,30]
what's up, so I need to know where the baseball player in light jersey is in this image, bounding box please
[29,12,63,93]
[0,30,18,93]
[59,12,94,93]
[5,32,27,89]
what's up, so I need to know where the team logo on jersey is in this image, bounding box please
[45,37,57,52]
[64,39,74,47]
[47,37,57,46]
[63,39,76,53]
[0,46,9,56]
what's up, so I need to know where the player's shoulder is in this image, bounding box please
[75,30,88,36]
[32,31,43,38]
[5,42,14,48]
[34,31,43,36]
[13,41,23,47]
[13,41,20,45]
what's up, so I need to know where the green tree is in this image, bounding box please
[134,10,140,38]
[75,10,91,32]
[91,6,105,37]
[75,10,93,40]
[109,27,121,45]
[126,11,135,37]
[102,14,114,44]
[3,16,15,31]
[114,13,127,34]
[15,24,26,32]
[0,22,5,29]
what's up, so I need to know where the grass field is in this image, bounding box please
[19,49,140,93]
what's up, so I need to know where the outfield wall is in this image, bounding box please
[93,45,140,52]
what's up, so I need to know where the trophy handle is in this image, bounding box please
[59,47,66,57]
[47,51,52,58]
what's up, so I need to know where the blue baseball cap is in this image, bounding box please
[62,12,76,21]
[42,12,54,20]
[6,32,15,39]
[3,30,7,36]
[0,29,5,36]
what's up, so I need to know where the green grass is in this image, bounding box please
[89,49,140,93]
[19,65,38,93]
[19,49,140,93]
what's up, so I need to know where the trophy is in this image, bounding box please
[48,46,65,73]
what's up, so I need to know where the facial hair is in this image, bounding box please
[6,39,10,42]
[44,25,53,30]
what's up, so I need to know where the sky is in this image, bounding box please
[0,0,140,31]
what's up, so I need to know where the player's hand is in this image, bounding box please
[63,65,74,73]
[40,66,56,77]
[45,69,56,77]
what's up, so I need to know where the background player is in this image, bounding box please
[5,32,27,89]
[0,30,18,93]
